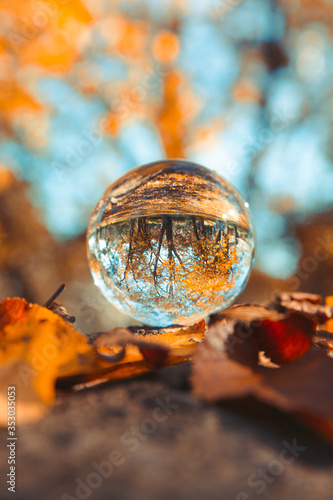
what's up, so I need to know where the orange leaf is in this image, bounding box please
[92,320,206,367]
[0,298,100,424]
[0,297,206,425]
[0,297,32,333]
[325,296,333,333]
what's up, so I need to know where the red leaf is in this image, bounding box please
[210,304,315,365]
[192,307,333,442]
[139,347,169,367]
[254,313,315,365]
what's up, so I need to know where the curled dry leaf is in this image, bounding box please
[90,319,207,370]
[192,304,333,442]
[57,321,206,391]
[271,291,333,323]
[92,328,169,367]
[210,304,315,365]
[209,303,283,326]
[275,291,322,304]
[0,297,206,424]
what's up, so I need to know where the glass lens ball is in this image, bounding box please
[87,160,255,326]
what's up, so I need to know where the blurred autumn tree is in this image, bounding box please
[0,0,333,328]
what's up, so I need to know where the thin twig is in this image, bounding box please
[43,284,66,308]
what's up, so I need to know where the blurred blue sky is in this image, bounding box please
[0,0,332,279]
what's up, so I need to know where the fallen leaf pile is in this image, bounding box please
[0,291,206,424]
[0,296,101,425]
[2,289,333,442]
[192,292,333,441]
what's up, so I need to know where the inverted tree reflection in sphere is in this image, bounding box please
[87,160,255,326]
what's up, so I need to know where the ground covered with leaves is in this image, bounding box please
[1,291,333,499]
[1,362,333,500]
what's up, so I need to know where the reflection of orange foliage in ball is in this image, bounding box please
[152,30,180,63]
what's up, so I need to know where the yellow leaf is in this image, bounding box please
[0,298,206,425]
[0,298,100,423]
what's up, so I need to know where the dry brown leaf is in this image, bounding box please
[0,297,206,424]
[57,321,206,391]
[192,315,333,442]
[209,304,315,364]
[271,291,333,323]
[325,296,333,333]
[191,321,261,401]
[92,328,169,367]
[91,320,206,367]
[209,303,283,326]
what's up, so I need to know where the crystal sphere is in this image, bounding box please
[87,160,255,326]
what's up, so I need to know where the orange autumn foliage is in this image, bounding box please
[0,0,93,137]
[156,71,187,158]
[0,0,196,156]
[0,298,100,422]
[19,32,80,71]
[105,15,148,59]
[152,30,180,63]
[0,83,42,123]
[0,297,206,425]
